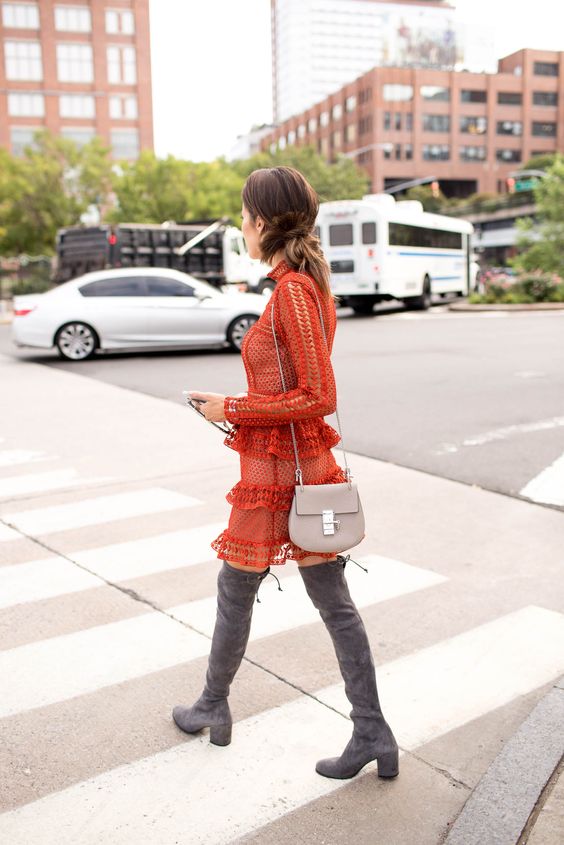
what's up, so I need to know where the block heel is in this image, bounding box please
[377,749,399,779]
[209,723,232,746]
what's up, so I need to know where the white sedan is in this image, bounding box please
[12,268,268,361]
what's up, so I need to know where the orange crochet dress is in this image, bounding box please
[210,259,348,567]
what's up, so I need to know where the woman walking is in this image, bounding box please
[172,166,399,781]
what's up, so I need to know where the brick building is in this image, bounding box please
[0,0,153,159]
[261,48,564,197]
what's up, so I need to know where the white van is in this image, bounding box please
[316,194,475,313]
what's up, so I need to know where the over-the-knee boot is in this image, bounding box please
[172,559,274,746]
[299,555,399,779]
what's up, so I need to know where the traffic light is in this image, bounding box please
[506,176,515,194]
[431,180,440,198]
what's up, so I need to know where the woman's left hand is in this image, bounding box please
[188,391,227,423]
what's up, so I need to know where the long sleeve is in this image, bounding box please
[224,278,337,425]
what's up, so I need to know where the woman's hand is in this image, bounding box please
[188,391,227,423]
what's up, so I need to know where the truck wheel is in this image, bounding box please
[403,275,431,311]
[257,278,276,297]
[226,314,258,352]
[350,298,375,315]
[55,322,98,361]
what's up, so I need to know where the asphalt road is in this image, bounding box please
[3,300,564,510]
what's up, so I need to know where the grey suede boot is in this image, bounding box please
[172,559,278,746]
[299,555,399,779]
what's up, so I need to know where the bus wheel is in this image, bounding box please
[403,276,431,311]
[350,298,375,315]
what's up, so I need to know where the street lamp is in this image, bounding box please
[343,142,394,158]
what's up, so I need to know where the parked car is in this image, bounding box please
[12,268,267,361]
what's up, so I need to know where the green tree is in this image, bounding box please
[509,154,564,276]
[0,131,113,256]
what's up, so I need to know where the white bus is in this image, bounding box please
[316,193,476,314]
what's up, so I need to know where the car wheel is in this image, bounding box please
[55,322,98,361]
[350,298,375,315]
[226,314,258,352]
[403,275,432,311]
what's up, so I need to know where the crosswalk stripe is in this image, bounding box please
[0,449,51,468]
[1,488,201,535]
[0,558,103,610]
[0,605,562,844]
[73,523,227,581]
[519,451,564,507]
[0,522,21,542]
[0,469,116,499]
[171,554,447,640]
[0,556,446,717]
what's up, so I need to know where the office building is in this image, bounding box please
[0,0,153,159]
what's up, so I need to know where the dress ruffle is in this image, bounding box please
[223,417,341,460]
[210,531,341,566]
[225,465,348,511]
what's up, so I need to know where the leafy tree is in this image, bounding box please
[509,154,564,276]
[0,131,113,256]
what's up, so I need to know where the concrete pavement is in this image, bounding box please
[1,350,563,844]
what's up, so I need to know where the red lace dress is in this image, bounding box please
[210,259,348,567]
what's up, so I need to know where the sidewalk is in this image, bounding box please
[1,350,563,844]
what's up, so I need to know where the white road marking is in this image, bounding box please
[0,558,102,610]
[0,523,21,542]
[519,451,564,507]
[0,449,53,468]
[0,606,562,844]
[0,469,116,499]
[1,488,201,535]
[73,523,226,581]
[0,555,446,715]
[435,416,564,455]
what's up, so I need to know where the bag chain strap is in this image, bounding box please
[270,271,352,491]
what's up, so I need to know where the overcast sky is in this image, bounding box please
[148,0,564,162]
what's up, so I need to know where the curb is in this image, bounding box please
[444,675,564,845]
[449,302,564,312]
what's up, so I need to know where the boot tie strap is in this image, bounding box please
[336,553,368,573]
[251,567,284,603]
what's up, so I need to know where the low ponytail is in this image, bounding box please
[242,167,335,301]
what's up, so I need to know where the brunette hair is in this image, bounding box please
[242,166,334,299]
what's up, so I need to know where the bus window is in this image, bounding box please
[389,222,462,249]
[329,224,354,246]
[314,225,321,240]
[362,222,377,244]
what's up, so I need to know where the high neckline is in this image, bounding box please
[268,259,294,282]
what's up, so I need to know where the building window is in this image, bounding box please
[358,150,372,166]
[461,89,487,103]
[395,143,401,160]
[10,126,38,155]
[107,45,136,84]
[56,44,93,82]
[495,149,521,162]
[105,8,135,34]
[358,86,372,104]
[383,145,392,160]
[332,103,342,120]
[404,143,413,160]
[460,116,487,134]
[405,112,413,131]
[2,3,39,28]
[498,92,522,105]
[7,92,44,116]
[496,120,522,136]
[278,135,286,150]
[308,117,317,132]
[332,129,341,148]
[54,5,92,32]
[59,94,95,118]
[61,127,96,147]
[383,111,391,130]
[423,144,450,161]
[533,61,558,76]
[344,123,356,143]
[532,121,557,137]
[109,94,137,119]
[423,114,450,132]
[421,85,450,101]
[359,115,372,134]
[4,40,42,80]
[319,111,329,127]
[533,91,558,107]
[383,84,413,101]
[287,129,296,144]
[297,123,306,139]
[460,146,487,161]
[111,128,139,159]
[346,95,356,112]
[395,112,401,130]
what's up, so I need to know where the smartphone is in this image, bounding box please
[182,390,206,405]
